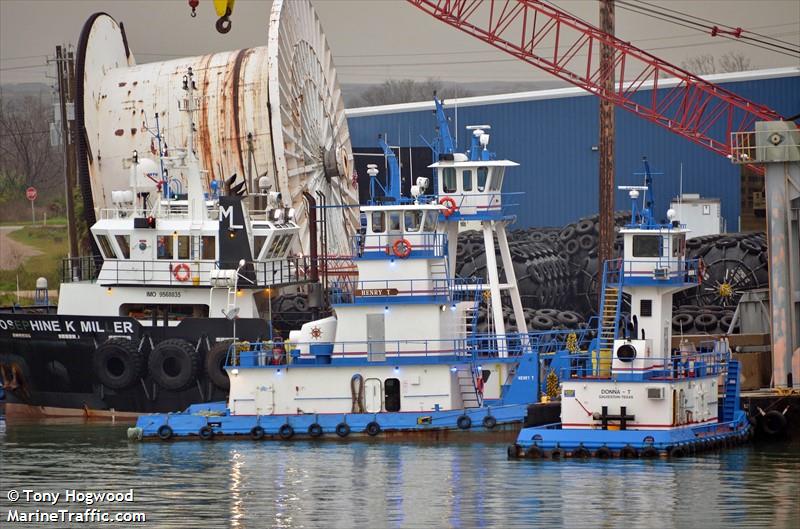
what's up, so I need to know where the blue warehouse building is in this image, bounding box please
[346,67,799,230]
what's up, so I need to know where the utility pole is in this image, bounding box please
[598,0,615,298]
[54,45,79,261]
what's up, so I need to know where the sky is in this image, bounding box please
[1,0,798,87]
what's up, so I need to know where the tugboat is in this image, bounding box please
[130,100,594,441]
[508,162,752,459]
[0,69,310,418]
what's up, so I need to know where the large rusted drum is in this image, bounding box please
[75,0,358,254]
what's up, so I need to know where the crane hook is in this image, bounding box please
[188,0,199,18]
[216,8,232,34]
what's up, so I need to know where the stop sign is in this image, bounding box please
[26,186,37,201]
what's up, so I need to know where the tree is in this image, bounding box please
[718,51,751,73]
[355,78,472,107]
[0,96,61,214]
[681,54,716,75]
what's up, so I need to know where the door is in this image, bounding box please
[367,313,386,361]
[364,378,383,413]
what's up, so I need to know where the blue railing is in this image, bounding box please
[467,325,597,359]
[610,257,701,285]
[559,345,731,380]
[351,232,447,259]
[330,277,483,304]
[424,191,523,220]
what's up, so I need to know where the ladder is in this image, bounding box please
[456,365,481,408]
[596,260,624,376]
[721,360,741,422]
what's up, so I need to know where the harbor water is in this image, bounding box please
[1,416,798,528]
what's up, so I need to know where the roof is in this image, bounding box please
[428,160,519,168]
[346,67,799,118]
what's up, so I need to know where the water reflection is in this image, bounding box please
[0,419,798,528]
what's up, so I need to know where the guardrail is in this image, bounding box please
[330,277,482,304]
[560,347,730,380]
[351,232,447,258]
[606,257,701,285]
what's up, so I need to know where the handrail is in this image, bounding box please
[330,277,483,304]
[560,348,730,381]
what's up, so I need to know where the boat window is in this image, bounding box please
[388,212,401,232]
[157,235,173,260]
[115,235,130,259]
[489,171,504,191]
[477,167,488,191]
[462,169,473,192]
[177,235,191,260]
[632,235,661,257]
[423,211,436,232]
[640,299,653,317]
[442,167,457,193]
[384,378,401,412]
[371,211,385,233]
[120,303,209,320]
[672,235,684,257]
[404,210,421,232]
[201,235,216,260]
[96,234,117,259]
[254,235,268,260]
[277,234,294,256]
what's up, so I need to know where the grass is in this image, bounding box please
[0,216,67,227]
[0,225,68,294]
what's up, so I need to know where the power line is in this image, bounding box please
[0,64,49,72]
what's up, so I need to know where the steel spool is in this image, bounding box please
[75,1,358,255]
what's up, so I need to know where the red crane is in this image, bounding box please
[405,0,789,169]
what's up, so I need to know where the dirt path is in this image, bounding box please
[0,226,42,270]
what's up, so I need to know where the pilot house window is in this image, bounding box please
[371,212,385,233]
[177,236,191,260]
[404,211,421,232]
[96,234,117,259]
[157,236,173,260]
[442,167,457,193]
[462,169,473,191]
[477,167,488,192]
[201,236,216,260]
[115,235,130,259]
[632,235,661,258]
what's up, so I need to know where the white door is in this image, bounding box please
[367,313,386,361]
[364,378,382,413]
[129,233,154,281]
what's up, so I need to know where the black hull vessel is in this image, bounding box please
[0,312,269,419]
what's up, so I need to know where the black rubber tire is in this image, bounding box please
[157,424,173,441]
[308,423,323,438]
[148,338,200,391]
[620,445,638,458]
[456,415,472,430]
[761,410,788,437]
[250,426,265,440]
[571,447,591,459]
[278,424,295,440]
[93,338,144,390]
[0,353,34,392]
[205,340,232,390]
[578,234,595,251]
[482,415,498,430]
[694,313,719,332]
[668,446,686,458]
[564,239,580,255]
[531,314,555,331]
[672,313,694,332]
[365,421,381,436]
[507,444,521,459]
[557,311,581,326]
[594,446,612,459]
[293,296,309,312]
[335,422,350,438]
[199,425,214,440]
[576,219,594,234]
[559,226,575,242]
[641,446,659,458]
[525,445,543,459]
[549,448,563,459]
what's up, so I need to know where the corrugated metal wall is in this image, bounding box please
[347,73,799,229]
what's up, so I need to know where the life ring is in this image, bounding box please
[393,239,412,259]
[250,426,265,440]
[439,196,458,217]
[173,263,191,282]
[278,424,295,440]
[199,425,214,440]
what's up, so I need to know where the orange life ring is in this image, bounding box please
[173,263,191,282]
[393,239,412,259]
[439,196,458,217]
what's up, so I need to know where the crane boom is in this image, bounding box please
[405,0,788,168]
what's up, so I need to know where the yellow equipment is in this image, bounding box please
[187,0,236,34]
